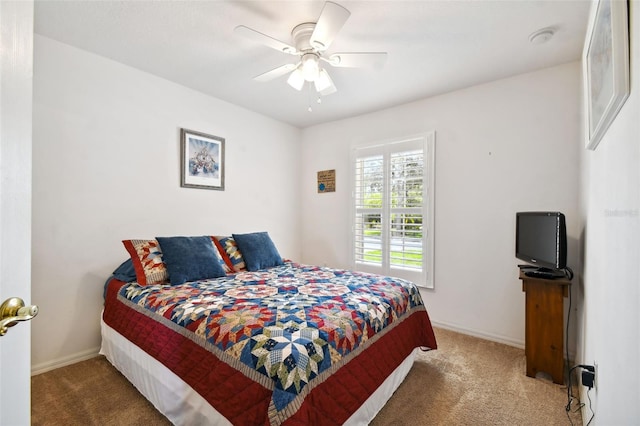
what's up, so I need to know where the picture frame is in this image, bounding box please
[180,128,225,190]
[583,0,629,150]
[317,169,336,193]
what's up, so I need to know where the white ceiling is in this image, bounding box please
[34,0,591,129]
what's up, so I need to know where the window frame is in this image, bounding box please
[350,132,435,289]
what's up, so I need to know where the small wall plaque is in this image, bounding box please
[317,169,335,193]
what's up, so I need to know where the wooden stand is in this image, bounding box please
[519,269,571,384]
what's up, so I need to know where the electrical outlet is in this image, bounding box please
[581,370,595,388]
[594,361,598,391]
[580,363,596,389]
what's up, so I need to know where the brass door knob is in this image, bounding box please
[0,297,38,336]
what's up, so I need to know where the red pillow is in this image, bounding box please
[211,237,234,274]
[122,239,169,285]
[214,236,246,272]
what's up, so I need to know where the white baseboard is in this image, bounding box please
[431,320,525,349]
[432,320,577,362]
[31,346,101,376]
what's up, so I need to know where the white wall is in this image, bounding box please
[578,1,640,422]
[31,6,640,420]
[300,62,581,347]
[31,36,301,372]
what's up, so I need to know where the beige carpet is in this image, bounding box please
[32,328,582,425]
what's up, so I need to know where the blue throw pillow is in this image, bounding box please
[232,232,284,272]
[155,236,226,285]
[112,258,137,282]
[104,258,138,299]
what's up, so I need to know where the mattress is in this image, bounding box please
[100,321,419,425]
[101,262,436,425]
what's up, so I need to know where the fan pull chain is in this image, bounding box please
[305,82,323,112]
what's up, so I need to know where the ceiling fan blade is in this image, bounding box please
[253,63,298,82]
[234,25,298,54]
[309,2,351,51]
[327,52,388,69]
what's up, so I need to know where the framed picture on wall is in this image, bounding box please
[584,0,629,150]
[180,128,225,190]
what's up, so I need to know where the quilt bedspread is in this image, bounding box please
[103,262,437,425]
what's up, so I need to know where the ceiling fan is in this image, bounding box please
[234,1,387,96]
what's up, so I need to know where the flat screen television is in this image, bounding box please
[515,212,567,270]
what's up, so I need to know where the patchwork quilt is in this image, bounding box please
[103,262,437,425]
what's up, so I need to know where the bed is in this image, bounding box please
[100,234,437,425]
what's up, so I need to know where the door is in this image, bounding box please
[0,1,34,425]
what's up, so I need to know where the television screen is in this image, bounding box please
[516,212,567,270]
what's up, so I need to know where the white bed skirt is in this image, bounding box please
[100,319,417,425]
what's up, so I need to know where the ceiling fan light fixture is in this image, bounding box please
[301,53,320,81]
[237,1,385,99]
[320,84,337,97]
[314,68,333,92]
[287,68,305,90]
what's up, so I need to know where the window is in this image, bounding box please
[351,133,435,288]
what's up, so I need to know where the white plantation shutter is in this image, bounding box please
[354,153,383,266]
[352,133,435,288]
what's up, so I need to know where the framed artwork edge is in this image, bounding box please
[583,0,630,151]
[180,128,225,190]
